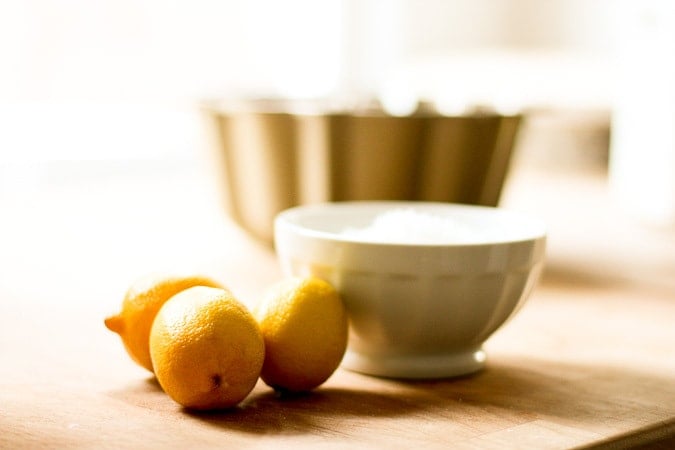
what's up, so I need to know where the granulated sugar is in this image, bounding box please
[339,208,491,244]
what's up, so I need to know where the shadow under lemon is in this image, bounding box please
[107,357,675,437]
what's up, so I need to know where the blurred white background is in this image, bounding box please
[0,0,673,294]
[0,0,342,164]
[0,0,617,162]
[0,0,673,225]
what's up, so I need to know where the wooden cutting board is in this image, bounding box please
[1,258,673,449]
[1,166,673,449]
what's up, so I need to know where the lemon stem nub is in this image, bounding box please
[104,315,125,334]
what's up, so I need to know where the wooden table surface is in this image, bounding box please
[1,161,674,449]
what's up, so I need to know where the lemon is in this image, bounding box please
[254,276,348,392]
[104,274,223,372]
[149,286,265,410]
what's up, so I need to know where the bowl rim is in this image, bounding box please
[200,97,522,119]
[274,201,547,248]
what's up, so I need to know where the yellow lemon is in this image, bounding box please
[104,274,223,372]
[254,276,348,392]
[149,286,265,410]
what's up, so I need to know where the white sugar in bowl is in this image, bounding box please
[274,201,546,379]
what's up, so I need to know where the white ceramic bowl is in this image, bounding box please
[274,201,546,379]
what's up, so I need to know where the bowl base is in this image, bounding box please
[341,346,486,379]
